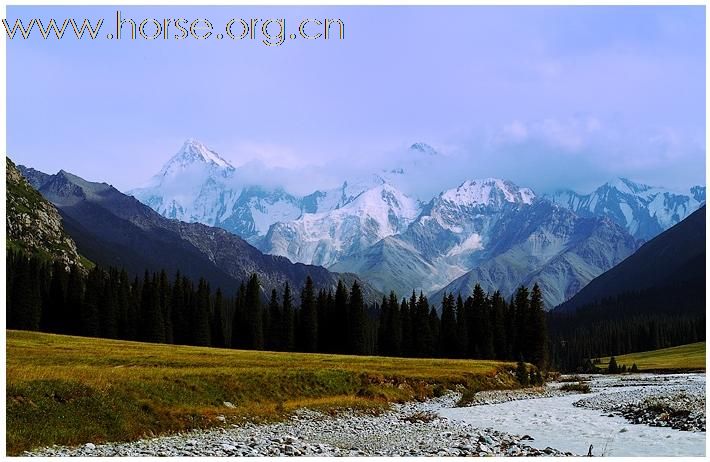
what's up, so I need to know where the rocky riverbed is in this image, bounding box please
[573,374,706,432]
[26,393,574,457]
[442,373,706,457]
[24,373,705,457]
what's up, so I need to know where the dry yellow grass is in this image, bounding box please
[598,342,706,372]
[7,330,521,454]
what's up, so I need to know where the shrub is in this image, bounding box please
[607,356,619,374]
[560,382,591,393]
[516,360,529,387]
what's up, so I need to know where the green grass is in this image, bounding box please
[7,330,522,455]
[598,342,706,372]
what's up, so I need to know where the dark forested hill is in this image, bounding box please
[549,206,705,370]
[18,165,379,301]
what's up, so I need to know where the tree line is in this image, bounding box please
[548,279,705,371]
[7,250,548,365]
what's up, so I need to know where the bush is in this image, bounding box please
[560,382,591,393]
[607,356,619,374]
[630,363,640,373]
[559,375,588,383]
[516,360,530,387]
[456,388,478,407]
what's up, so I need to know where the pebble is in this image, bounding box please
[24,392,574,457]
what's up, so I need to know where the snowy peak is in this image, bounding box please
[159,139,235,178]
[409,142,439,156]
[691,185,706,203]
[548,177,703,241]
[603,177,654,196]
[441,178,535,207]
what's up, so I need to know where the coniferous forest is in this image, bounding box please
[6,249,548,366]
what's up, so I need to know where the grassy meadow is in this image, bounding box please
[7,330,521,454]
[598,342,706,371]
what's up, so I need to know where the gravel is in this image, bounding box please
[573,374,706,433]
[25,393,575,457]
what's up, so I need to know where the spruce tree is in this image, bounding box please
[333,280,349,353]
[299,276,318,352]
[267,289,282,351]
[455,294,468,358]
[528,283,547,368]
[245,274,264,350]
[348,281,367,355]
[192,278,211,346]
[440,293,458,358]
[211,288,226,348]
[82,267,103,338]
[281,282,295,352]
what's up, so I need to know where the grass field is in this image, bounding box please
[598,342,706,371]
[6,330,522,454]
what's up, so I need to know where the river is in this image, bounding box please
[439,373,706,457]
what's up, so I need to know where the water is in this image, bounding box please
[439,374,706,457]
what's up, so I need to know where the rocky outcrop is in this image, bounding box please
[6,157,84,270]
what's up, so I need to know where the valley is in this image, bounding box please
[11,331,705,457]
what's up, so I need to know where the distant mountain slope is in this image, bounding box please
[555,205,705,313]
[261,175,421,267]
[549,178,704,241]
[429,199,637,309]
[6,157,84,269]
[20,165,379,301]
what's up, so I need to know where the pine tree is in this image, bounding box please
[244,275,264,350]
[211,288,226,348]
[99,272,119,339]
[348,281,367,355]
[231,282,246,348]
[455,294,468,358]
[192,278,211,346]
[299,276,318,352]
[316,289,329,351]
[281,282,295,352]
[513,286,530,360]
[608,356,619,374]
[528,283,547,368]
[440,293,458,358]
[158,270,173,344]
[82,267,103,338]
[42,261,67,333]
[401,298,413,357]
[490,291,508,359]
[267,289,282,351]
[333,280,349,353]
[9,254,42,331]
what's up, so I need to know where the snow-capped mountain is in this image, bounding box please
[429,200,638,309]
[130,140,304,243]
[548,178,705,241]
[128,139,699,310]
[332,178,552,297]
[260,175,421,267]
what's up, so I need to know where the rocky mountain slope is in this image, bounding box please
[20,165,379,301]
[549,178,704,242]
[125,139,704,308]
[555,205,705,313]
[6,157,84,270]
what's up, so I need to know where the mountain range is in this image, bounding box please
[30,139,700,309]
[16,162,379,302]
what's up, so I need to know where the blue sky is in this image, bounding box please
[6,5,706,196]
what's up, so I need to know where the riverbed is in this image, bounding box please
[440,373,706,457]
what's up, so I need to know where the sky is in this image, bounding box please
[6,5,706,198]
